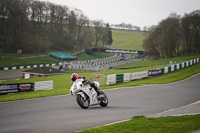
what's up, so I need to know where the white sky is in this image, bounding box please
[40,0,200,28]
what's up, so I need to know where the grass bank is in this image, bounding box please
[0,29,145,67]
[99,54,200,78]
[78,115,200,133]
[112,29,147,50]
[101,63,200,89]
[0,53,58,67]
[113,54,200,70]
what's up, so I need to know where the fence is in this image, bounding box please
[0,80,53,94]
[90,74,106,85]
[0,63,59,71]
[106,58,200,85]
[0,54,120,71]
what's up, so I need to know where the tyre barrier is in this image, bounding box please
[0,54,119,71]
[0,63,59,71]
[107,58,200,85]
[68,56,121,69]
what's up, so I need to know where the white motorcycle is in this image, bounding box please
[70,79,108,109]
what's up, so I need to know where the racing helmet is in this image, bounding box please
[71,73,79,82]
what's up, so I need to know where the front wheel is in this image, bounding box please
[99,91,108,107]
[76,94,90,109]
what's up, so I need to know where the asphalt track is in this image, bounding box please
[0,74,200,133]
[0,58,141,80]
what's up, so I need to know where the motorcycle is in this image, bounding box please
[70,79,108,109]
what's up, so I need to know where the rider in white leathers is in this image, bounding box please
[71,73,103,98]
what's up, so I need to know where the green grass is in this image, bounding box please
[1,29,199,133]
[0,59,199,102]
[101,63,200,89]
[112,29,147,50]
[78,115,200,133]
[0,29,145,67]
[98,54,200,79]
[0,53,59,67]
[0,52,114,67]
[113,54,200,70]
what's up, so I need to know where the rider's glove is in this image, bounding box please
[83,80,90,85]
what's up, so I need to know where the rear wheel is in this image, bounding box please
[76,94,90,109]
[99,91,108,107]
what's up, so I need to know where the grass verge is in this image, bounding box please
[113,54,200,70]
[0,62,199,102]
[101,63,200,90]
[77,115,200,133]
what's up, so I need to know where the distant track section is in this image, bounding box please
[85,48,146,55]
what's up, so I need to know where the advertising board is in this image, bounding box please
[130,71,148,80]
[148,69,160,76]
[0,83,34,94]
[0,84,18,94]
[18,83,34,92]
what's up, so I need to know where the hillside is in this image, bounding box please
[0,29,145,67]
[112,29,147,51]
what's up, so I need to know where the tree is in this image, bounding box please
[143,10,200,58]
[93,20,104,48]
[0,0,109,53]
[143,26,147,32]
[106,23,113,45]
[182,10,200,54]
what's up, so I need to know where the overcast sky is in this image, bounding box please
[40,0,200,28]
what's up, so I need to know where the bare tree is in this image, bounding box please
[0,0,110,53]
[93,20,104,47]
[143,10,200,58]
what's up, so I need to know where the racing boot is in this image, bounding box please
[90,83,104,99]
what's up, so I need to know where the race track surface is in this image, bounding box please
[0,74,200,133]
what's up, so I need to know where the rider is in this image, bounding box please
[71,73,103,98]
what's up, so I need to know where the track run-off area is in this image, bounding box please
[0,74,200,133]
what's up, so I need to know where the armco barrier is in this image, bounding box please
[0,63,59,71]
[116,74,124,83]
[148,69,161,76]
[176,64,179,70]
[182,62,186,68]
[123,73,131,82]
[107,71,148,85]
[0,83,34,94]
[34,80,53,91]
[106,57,199,85]
[0,80,53,94]
[164,67,168,74]
[171,65,174,72]
[168,66,171,73]
[131,71,148,80]
[160,68,165,74]
[107,74,116,85]
[186,61,189,67]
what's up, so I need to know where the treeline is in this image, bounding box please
[111,23,141,31]
[143,10,200,58]
[0,0,113,53]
